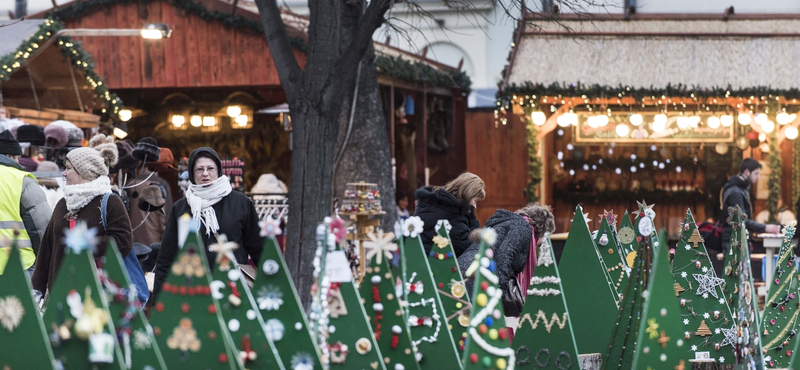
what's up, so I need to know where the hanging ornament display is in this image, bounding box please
[761,222,798,369]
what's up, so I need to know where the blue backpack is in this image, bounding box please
[101,193,150,305]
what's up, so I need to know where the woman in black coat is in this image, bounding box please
[414,172,485,256]
[457,204,555,299]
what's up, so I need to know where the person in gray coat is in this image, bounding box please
[457,203,555,299]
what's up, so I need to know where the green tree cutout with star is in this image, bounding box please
[427,220,471,352]
[761,221,799,369]
[670,209,734,363]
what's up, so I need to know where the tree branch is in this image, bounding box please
[254,0,304,98]
[321,0,392,111]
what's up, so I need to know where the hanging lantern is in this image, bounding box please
[720,115,734,127]
[777,112,791,125]
[785,126,799,140]
[615,124,630,137]
[629,113,643,126]
[707,116,721,129]
[754,113,768,126]
[530,111,546,126]
[762,120,775,133]
[738,113,752,125]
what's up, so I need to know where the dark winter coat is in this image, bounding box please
[457,209,532,297]
[32,195,132,295]
[151,148,264,303]
[720,174,766,250]
[414,186,479,256]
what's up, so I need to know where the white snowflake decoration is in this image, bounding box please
[691,345,698,351]
[684,245,691,250]
[132,329,152,350]
[435,219,452,232]
[291,352,314,370]
[715,328,721,335]
[259,217,282,237]
[701,266,708,273]
[693,270,724,299]
[262,259,280,275]
[0,296,24,332]
[264,319,285,342]
[702,293,709,299]
[403,217,425,238]
[683,319,689,325]
[719,357,725,363]
[62,221,98,254]
[681,272,687,278]
[703,313,710,319]
[719,298,725,304]
[257,285,284,311]
[363,230,397,265]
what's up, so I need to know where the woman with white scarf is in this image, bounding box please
[32,134,133,297]
[151,147,264,304]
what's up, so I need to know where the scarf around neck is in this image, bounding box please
[63,176,112,218]
[185,176,232,236]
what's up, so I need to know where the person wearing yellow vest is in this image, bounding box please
[0,130,51,274]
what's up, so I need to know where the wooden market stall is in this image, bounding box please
[472,12,800,235]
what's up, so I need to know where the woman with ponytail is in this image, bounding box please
[151,147,264,304]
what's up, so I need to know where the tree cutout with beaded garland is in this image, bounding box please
[148,215,242,369]
[0,240,57,370]
[400,217,462,369]
[428,220,471,353]
[670,209,734,362]
[207,232,285,370]
[760,222,798,369]
[602,202,659,370]
[558,205,619,357]
[461,228,515,370]
[727,206,765,368]
[249,221,323,370]
[594,213,628,299]
[98,239,167,370]
[41,221,126,370]
[357,220,420,370]
[322,221,386,370]
[631,228,689,370]
[618,211,640,270]
[720,207,743,311]
[513,233,581,370]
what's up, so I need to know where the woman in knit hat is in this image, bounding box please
[31,134,133,298]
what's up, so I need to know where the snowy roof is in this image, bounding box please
[0,20,46,59]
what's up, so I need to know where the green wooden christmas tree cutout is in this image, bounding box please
[98,240,166,370]
[428,220,471,353]
[671,209,734,362]
[400,217,462,369]
[148,216,243,369]
[559,205,619,357]
[358,220,420,370]
[0,240,57,370]
[41,221,126,370]
[513,234,581,370]
[250,230,323,370]
[631,231,689,370]
[207,232,285,370]
[728,206,765,369]
[618,211,639,270]
[594,215,628,298]
[461,228,515,370]
[761,222,798,369]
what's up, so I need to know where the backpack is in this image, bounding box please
[101,193,150,305]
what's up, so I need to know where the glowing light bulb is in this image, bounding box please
[785,126,799,140]
[720,115,733,127]
[654,114,667,125]
[653,121,666,133]
[615,124,630,137]
[677,117,690,130]
[171,115,185,126]
[754,113,768,126]
[629,113,643,126]
[738,113,751,125]
[119,109,132,122]
[777,112,790,125]
[596,115,609,127]
[762,120,775,133]
[531,111,546,126]
[226,105,242,118]
[190,115,202,127]
[707,116,720,129]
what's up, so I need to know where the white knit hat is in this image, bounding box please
[65,134,118,181]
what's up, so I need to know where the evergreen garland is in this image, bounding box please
[524,119,542,202]
[376,55,472,93]
[767,129,781,223]
[0,19,124,115]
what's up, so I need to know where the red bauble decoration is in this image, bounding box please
[208,304,217,314]
[498,328,508,340]
[155,302,164,312]
[219,354,228,363]
[470,354,478,363]
[181,303,190,313]
[481,281,489,291]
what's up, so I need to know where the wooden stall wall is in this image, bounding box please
[465,110,529,224]
[63,1,306,90]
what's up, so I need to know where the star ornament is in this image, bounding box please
[636,200,656,220]
[646,318,659,339]
[363,230,397,265]
[62,221,98,254]
[259,217,282,237]
[601,209,617,226]
[208,234,240,270]
[693,270,724,299]
[432,235,450,249]
[719,325,737,347]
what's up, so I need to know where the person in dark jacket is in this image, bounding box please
[719,158,780,252]
[414,172,485,256]
[152,147,264,303]
[457,204,555,298]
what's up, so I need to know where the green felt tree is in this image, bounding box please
[98,240,166,370]
[760,222,798,369]
[41,221,126,370]
[207,232,285,370]
[428,220,470,353]
[671,209,734,362]
[728,206,765,369]
[618,211,640,270]
[631,231,690,370]
[0,241,57,370]
[559,205,619,356]
[720,208,742,310]
[148,217,242,370]
[513,234,581,370]
[400,219,462,369]
[358,221,420,370]
[461,228,515,370]
[603,202,659,370]
[250,230,323,370]
[594,215,628,298]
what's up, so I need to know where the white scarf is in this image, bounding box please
[62,176,112,217]
[185,176,232,236]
